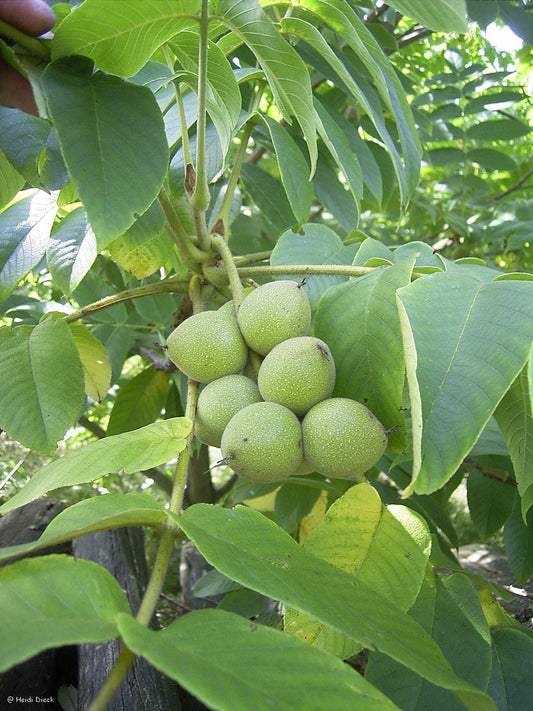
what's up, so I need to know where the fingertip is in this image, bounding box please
[0,0,57,37]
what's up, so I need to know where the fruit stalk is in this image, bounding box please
[158,187,210,269]
[211,233,245,307]
[63,276,190,323]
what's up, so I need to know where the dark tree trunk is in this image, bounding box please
[73,527,182,711]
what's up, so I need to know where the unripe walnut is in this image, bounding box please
[166,310,248,383]
[257,336,335,417]
[237,280,311,355]
[302,398,388,480]
[221,402,303,483]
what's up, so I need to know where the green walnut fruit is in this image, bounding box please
[221,401,303,483]
[302,397,388,480]
[166,310,248,383]
[257,336,336,417]
[237,280,311,355]
[194,374,262,447]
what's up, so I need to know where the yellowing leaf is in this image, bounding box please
[69,322,111,402]
[299,489,328,544]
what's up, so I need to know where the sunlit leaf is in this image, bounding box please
[47,206,97,294]
[52,0,201,76]
[397,271,533,495]
[0,494,167,562]
[0,418,191,514]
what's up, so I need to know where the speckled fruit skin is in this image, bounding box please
[257,336,336,417]
[236,280,311,355]
[194,374,262,447]
[302,398,388,480]
[166,310,248,384]
[221,401,303,483]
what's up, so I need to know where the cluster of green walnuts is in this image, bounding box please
[166,281,388,484]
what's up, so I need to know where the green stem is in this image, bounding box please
[158,187,210,268]
[213,120,254,234]
[86,647,137,711]
[87,370,201,711]
[211,233,245,307]
[163,46,193,166]
[233,250,272,266]
[190,0,210,214]
[0,20,50,60]
[236,264,378,279]
[64,277,189,323]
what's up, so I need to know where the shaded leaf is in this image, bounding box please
[217,0,317,170]
[494,367,533,518]
[270,223,358,308]
[177,504,496,710]
[0,555,130,672]
[262,117,313,224]
[466,468,517,539]
[240,163,297,237]
[0,494,167,562]
[487,628,533,710]
[118,609,402,711]
[397,271,533,495]
[0,418,191,514]
[47,206,97,294]
[503,498,533,585]
[315,259,414,451]
[465,118,531,141]
[466,149,518,172]
[0,106,50,184]
[314,150,359,231]
[0,190,58,300]
[314,98,362,222]
[42,57,168,243]
[365,570,492,711]
[107,366,169,436]
[0,318,85,454]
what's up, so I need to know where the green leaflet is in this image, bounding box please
[118,609,402,711]
[0,555,130,672]
[0,418,191,514]
[284,483,431,659]
[52,0,201,76]
[0,318,85,454]
[397,271,533,495]
[385,0,468,33]
[0,190,58,300]
[0,494,167,562]
[315,258,415,452]
[42,57,168,244]
[216,0,317,171]
[177,503,496,711]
